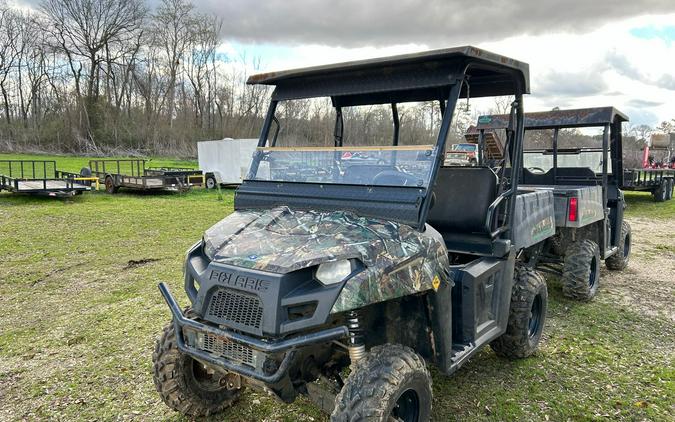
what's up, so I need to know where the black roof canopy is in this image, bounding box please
[247,46,530,106]
[476,107,629,130]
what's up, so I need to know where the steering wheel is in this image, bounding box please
[528,166,546,174]
[372,170,419,186]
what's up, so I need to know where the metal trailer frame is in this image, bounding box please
[88,159,204,193]
[0,160,91,198]
[622,168,674,201]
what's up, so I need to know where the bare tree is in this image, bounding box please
[0,3,19,125]
[40,0,147,142]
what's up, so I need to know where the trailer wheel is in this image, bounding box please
[561,239,601,301]
[104,176,118,194]
[606,221,631,271]
[331,344,432,422]
[653,184,667,202]
[153,319,241,417]
[206,175,217,189]
[666,179,674,201]
[491,266,547,359]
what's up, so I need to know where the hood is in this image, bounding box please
[204,206,433,274]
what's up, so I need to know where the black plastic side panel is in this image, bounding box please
[428,271,455,373]
[235,180,426,228]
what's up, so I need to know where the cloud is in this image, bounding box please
[604,51,643,79]
[627,99,665,108]
[535,68,609,97]
[656,74,675,90]
[200,0,675,47]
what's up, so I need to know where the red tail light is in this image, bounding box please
[568,197,578,222]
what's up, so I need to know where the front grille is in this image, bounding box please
[186,329,256,367]
[201,332,255,366]
[206,288,263,330]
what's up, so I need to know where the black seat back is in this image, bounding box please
[523,167,598,186]
[427,167,498,234]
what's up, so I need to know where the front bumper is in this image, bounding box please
[158,282,348,383]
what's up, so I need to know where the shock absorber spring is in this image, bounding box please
[346,310,366,363]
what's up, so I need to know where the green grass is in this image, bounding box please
[0,154,673,421]
[624,191,675,219]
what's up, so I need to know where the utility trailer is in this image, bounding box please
[85,159,203,194]
[622,168,674,202]
[197,138,258,188]
[0,160,91,198]
[475,107,632,301]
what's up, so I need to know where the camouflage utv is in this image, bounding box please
[153,47,557,421]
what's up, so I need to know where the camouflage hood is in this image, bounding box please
[204,206,450,313]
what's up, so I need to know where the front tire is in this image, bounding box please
[491,266,548,359]
[562,239,601,301]
[606,221,631,271]
[331,344,432,422]
[153,322,241,417]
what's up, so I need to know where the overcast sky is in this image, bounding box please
[17,0,675,127]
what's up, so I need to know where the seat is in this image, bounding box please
[427,167,498,234]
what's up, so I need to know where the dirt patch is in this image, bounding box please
[598,217,675,322]
[123,258,161,270]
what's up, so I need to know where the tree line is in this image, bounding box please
[0,0,273,156]
[0,0,672,159]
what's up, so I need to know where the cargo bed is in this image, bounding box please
[519,185,604,228]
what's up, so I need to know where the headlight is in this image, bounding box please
[202,237,216,260]
[315,260,355,285]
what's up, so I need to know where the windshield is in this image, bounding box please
[523,149,609,174]
[522,128,610,174]
[451,143,477,152]
[249,146,437,188]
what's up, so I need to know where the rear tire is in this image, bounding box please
[491,266,548,359]
[153,321,241,417]
[562,239,600,301]
[606,221,631,271]
[331,344,432,422]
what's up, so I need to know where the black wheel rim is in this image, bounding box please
[623,234,631,259]
[528,294,543,339]
[390,389,420,422]
[589,256,598,287]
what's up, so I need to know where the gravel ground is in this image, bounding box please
[598,217,675,322]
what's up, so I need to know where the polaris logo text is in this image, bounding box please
[208,270,270,292]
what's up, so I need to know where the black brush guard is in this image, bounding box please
[158,282,348,383]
